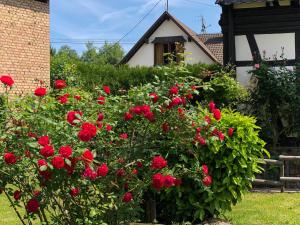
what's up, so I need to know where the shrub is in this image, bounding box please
[249,63,300,147]
[0,69,265,224]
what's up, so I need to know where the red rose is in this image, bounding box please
[202,164,209,175]
[0,75,14,87]
[106,124,112,132]
[152,173,165,190]
[70,187,80,197]
[58,95,68,104]
[4,152,17,165]
[97,163,109,177]
[228,128,235,137]
[40,145,54,158]
[119,133,128,140]
[51,156,65,169]
[131,106,142,115]
[203,176,213,186]
[97,96,105,105]
[171,97,182,107]
[37,159,48,168]
[67,111,83,126]
[162,122,170,133]
[141,105,151,113]
[122,192,133,203]
[59,146,73,158]
[136,161,143,168]
[178,107,185,116]
[218,132,225,141]
[213,109,221,121]
[83,166,97,180]
[78,123,97,142]
[54,80,67,89]
[174,178,182,186]
[209,101,216,112]
[149,92,159,103]
[26,199,39,213]
[39,171,52,181]
[97,113,104,121]
[38,136,50,146]
[151,156,167,170]
[74,95,81,101]
[103,85,111,94]
[34,87,47,97]
[33,190,41,197]
[169,85,179,95]
[164,175,175,188]
[195,135,206,146]
[144,111,155,122]
[204,116,211,125]
[116,168,126,177]
[124,112,133,121]
[13,190,22,201]
[82,150,94,164]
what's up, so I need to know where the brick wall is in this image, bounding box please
[0,0,50,95]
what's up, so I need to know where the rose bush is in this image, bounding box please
[0,72,267,225]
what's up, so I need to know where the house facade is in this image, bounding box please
[217,0,300,86]
[121,12,222,66]
[0,0,50,94]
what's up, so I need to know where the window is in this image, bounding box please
[154,42,185,65]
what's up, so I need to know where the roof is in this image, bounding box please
[216,0,265,5]
[198,33,223,64]
[120,11,219,64]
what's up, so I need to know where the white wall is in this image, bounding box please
[235,32,296,86]
[127,20,214,67]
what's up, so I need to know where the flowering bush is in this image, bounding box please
[0,72,266,224]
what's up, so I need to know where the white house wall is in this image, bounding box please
[127,19,214,67]
[235,32,296,86]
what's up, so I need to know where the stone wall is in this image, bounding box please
[0,0,49,94]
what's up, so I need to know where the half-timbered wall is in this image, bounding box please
[220,4,300,86]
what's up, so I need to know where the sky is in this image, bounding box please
[50,0,221,54]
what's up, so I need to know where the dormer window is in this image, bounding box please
[153,36,186,65]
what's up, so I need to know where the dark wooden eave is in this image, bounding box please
[120,11,219,64]
[35,0,49,3]
[216,0,265,5]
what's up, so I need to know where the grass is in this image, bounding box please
[223,192,300,225]
[1,192,300,225]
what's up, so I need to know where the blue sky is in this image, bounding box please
[50,0,221,54]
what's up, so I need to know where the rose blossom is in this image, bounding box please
[151,156,167,169]
[40,145,54,158]
[119,133,128,140]
[209,101,216,112]
[203,176,213,186]
[164,175,175,188]
[149,92,159,103]
[0,75,14,87]
[4,152,17,164]
[38,136,50,146]
[51,156,65,169]
[152,173,165,190]
[34,87,47,97]
[202,164,209,175]
[82,149,94,164]
[97,96,105,105]
[228,128,235,137]
[70,187,80,197]
[213,109,222,121]
[13,190,22,201]
[103,85,111,94]
[169,85,179,95]
[67,111,83,126]
[78,123,97,142]
[97,163,109,177]
[122,192,133,203]
[124,112,133,121]
[59,146,73,158]
[26,199,40,213]
[97,112,104,121]
[54,80,66,89]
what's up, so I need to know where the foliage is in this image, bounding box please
[248,63,300,147]
[156,108,267,224]
[0,65,266,224]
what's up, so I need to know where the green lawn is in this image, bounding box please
[1,192,300,225]
[223,192,300,225]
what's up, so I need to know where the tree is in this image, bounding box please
[57,45,79,61]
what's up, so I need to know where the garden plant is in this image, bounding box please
[0,65,267,225]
